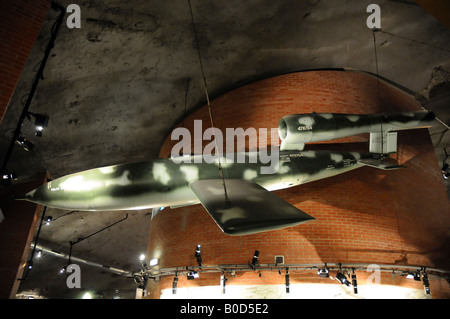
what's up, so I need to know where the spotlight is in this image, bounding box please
[406,271,421,281]
[139,254,146,261]
[149,258,159,267]
[336,271,351,286]
[2,172,17,186]
[45,216,53,226]
[444,171,450,180]
[351,268,358,294]
[82,292,92,299]
[250,250,259,269]
[36,250,42,258]
[172,275,178,294]
[220,272,227,294]
[195,244,202,267]
[422,273,431,295]
[318,264,330,278]
[27,260,33,269]
[27,112,49,137]
[285,268,290,294]
[187,271,199,280]
[59,266,67,274]
[15,135,34,151]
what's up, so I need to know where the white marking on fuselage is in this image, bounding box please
[152,163,170,185]
[105,170,131,187]
[180,165,199,182]
[318,113,333,120]
[98,166,116,174]
[297,116,313,126]
[330,153,344,163]
[346,115,360,122]
[243,169,258,180]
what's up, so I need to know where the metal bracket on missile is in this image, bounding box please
[369,132,397,154]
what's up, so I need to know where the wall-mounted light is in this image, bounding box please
[335,271,350,286]
[406,271,421,281]
[285,268,290,294]
[15,135,34,151]
[220,271,227,294]
[195,244,202,267]
[172,274,178,294]
[187,271,199,280]
[422,272,431,295]
[2,172,17,186]
[45,216,53,226]
[250,250,259,269]
[351,268,358,294]
[27,112,49,137]
[149,258,159,267]
[317,263,330,278]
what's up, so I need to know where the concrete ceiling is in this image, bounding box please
[0,0,448,299]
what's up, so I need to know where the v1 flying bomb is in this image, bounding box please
[17,110,434,235]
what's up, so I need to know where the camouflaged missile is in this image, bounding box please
[17,111,434,235]
[19,150,402,235]
[278,110,435,151]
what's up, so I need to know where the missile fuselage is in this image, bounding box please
[19,111,435,215]
[278,111,435,151]
[22,150,370,211]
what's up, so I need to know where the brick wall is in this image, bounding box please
[0,175,46,299]
[148,70,450,298]
[0,0,51,123]
[0,0,50,299]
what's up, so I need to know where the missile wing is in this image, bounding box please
[189,179,315,235]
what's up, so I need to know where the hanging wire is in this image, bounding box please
[188,0,230,205]
[372,29,386,159]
